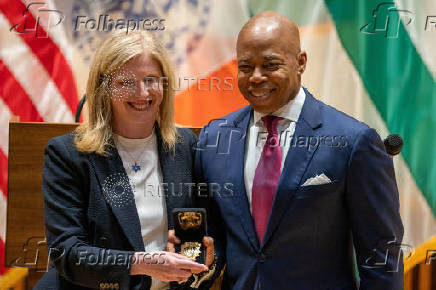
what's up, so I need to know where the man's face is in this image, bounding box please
[237,30,306,114]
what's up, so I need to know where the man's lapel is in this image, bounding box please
[261,89,323,248]
[225,107,260,251]
[89,140,145,252]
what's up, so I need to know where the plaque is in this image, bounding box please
[172,208,207,264]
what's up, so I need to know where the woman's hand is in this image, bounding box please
[167,230,215,273]
[130,251,208,283]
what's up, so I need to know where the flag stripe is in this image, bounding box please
[0,238,5,274]
[0,13,74,122]
[175,59,247,127]
[37,0,74,66]
[0,96,12,155]
[0,59,43,122]
[393,0,436,79]
[0,0,78,116]
[325,0,436,217]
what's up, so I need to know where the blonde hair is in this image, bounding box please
[74,30,178,155]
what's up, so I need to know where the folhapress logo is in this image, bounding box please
[9,2,64,38]
[360,2,413,38]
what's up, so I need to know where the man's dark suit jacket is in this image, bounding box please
[195,88,404,290]
[35,127,197,290]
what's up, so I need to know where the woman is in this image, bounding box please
[35,30,209,290]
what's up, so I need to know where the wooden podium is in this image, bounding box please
[6,122,78,288]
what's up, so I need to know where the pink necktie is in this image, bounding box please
[252,115,283,242]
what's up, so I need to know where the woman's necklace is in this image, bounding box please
[116,137,151,173]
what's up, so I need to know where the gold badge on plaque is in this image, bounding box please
[173,208,207,264]
[180,242,202,259]
[177,211,203,230]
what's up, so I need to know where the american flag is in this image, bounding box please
[0,0,78,274]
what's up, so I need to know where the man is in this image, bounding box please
[193,11,404,290]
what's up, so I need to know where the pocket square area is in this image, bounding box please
[302,174,332,186]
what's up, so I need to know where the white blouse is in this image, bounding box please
[114,131,168,290]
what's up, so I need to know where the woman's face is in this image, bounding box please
[109,52,164,134]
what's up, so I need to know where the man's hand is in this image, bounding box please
[130,251,208,283]
[203,236,215,269]
[167,230,215,274]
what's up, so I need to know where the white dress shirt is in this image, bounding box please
[244,87,306,212]
[114,131,169,290]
